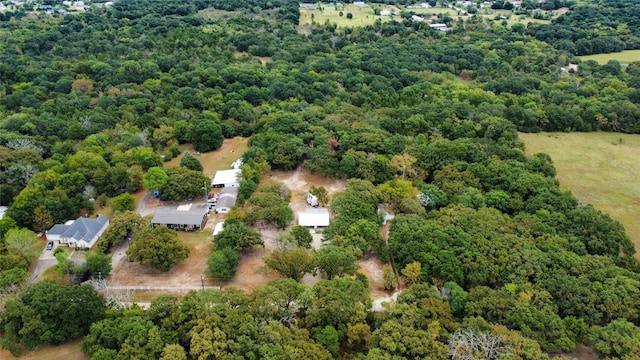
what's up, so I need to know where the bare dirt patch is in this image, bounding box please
[0,339,88,360]
[109,231,214,288]
[357,255,389,299]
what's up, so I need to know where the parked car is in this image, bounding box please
[46,241,54,251]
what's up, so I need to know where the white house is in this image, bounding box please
[298,208,330,228]
[215,187,239,214]
[211,169,241,188]
[45,215,110,249]
[380,10,392,16]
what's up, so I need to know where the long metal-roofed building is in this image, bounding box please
[151,203,208,231]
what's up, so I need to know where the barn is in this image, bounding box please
[211,169,241,188]
[298,208,330,228]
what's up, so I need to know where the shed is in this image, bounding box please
[213,222,225,236]
[211,169,241,188]
[215,187,239,214]
[45,215,110,249]
[151,204,208,231]
[298,208,330,228]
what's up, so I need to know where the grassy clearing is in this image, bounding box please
[578,49,640,64]
[0,339,88,360]
[164,137,248,179]
[519,132,640,254]
[299,4,391,28]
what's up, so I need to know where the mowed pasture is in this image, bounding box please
[578,49,640,64]
[299,3,392,28]
[520,132,640,254]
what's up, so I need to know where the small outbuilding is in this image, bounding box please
[151,204,208,231]
[213,222,225,236]
[45,215,110,249]
[298,208,330,228]
[211,169,241,188]
[215,188,239,214]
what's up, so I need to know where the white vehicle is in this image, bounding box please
[306,192,319,207]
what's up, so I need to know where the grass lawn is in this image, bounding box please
[164,137,248,179]
[579,49,640,64]
[519,132,640,254]
[0,339,88,360]
[299,4,390,28]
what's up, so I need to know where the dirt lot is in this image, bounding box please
[110,230,215,288]
[164,137,249,178]
[0,340,88,360]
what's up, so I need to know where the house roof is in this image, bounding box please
[151,205,208,226]
[46,215,109,242]
[298,208,330,227]
[212,169,241,186]
[216,187,239,209]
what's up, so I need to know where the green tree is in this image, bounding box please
[1,281,105,355]
[143,166,169,191]
[309,186,330,206]
[75,253,112,282]
[100,211,147,251]
[316,325,339,356]
[127,227,190,272]
[589,319,640,358]
[32,206,53,235]
[291,225,313,248]
[160,344,187,360]
[179,152,203,171]
[401,261,423,285]
[110,193,136,213]
[213,218,263,251]
[206,247,239,279]
[315,245,357,280]
[190,119,223,153]
[5,228,40,263]
[263,248,316,281]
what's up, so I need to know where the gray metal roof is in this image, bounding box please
[151,207,208,226]
[46,215,109,242]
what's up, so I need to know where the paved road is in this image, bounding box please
[110,237,130,274]
[31,241,59,280]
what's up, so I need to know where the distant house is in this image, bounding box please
[45,215,110,249]
[353,1,366,5]
[298,208,330,228]
[429,23,451,31]
[0,206,7,220]
[380,9,392,16]
[211,169,241,188]
[151,204,208,231]
[215,188,239,214]
[411,15,425,21]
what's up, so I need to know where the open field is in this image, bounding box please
[299,3,392,28]
[519,132,640,253]
[579,49,640,64]
[0,339,87,360]
[110,229,215,288]
[164,137,248,179]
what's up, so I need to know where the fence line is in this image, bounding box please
[105,285,220,291]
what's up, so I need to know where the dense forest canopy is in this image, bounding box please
[1,0,640,358]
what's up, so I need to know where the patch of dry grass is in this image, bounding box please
[0,339,88,360]
[520,132,640,254]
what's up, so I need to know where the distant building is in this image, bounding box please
[211,169,241,188]
[213,222,225,236]
[215,188,239,214]
[0,206,8,220]
[353,1,366,5]
[380,10,392,16]
[151,204,208,231]
[45,215,110,249]
[298,208,330,228]
[429,23,451,31]
[412,15,425,21]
